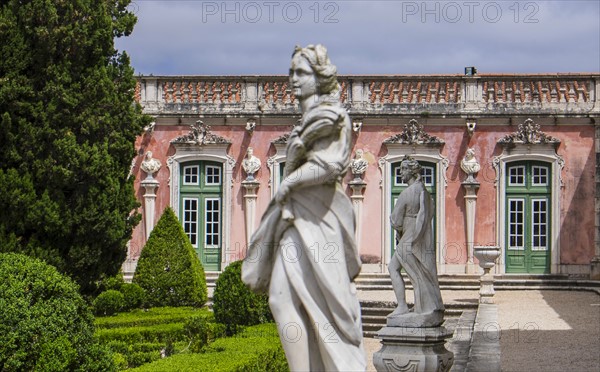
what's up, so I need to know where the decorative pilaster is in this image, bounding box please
[349,150,368,242]
[242,180,260,246]
[140,151,162,239]
[592,123,600,279]
[461,148,481,274]
[463,182,479,274]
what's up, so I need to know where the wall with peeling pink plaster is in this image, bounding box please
[129,122,595,271]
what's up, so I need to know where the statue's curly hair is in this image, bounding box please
[401,156,422,178]
[292,44,339,95]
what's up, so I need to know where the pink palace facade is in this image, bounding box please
[124,73,600,280]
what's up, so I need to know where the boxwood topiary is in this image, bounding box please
[133,207,207,307]
[93,290,125,316]
[212,260,273,335]
[120,283,146,310]
[0,253,115,371]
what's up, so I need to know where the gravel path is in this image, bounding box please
[496,290,600,372]
[359,289,600,372]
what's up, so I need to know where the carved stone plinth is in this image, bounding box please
[349,179,367,243]
[462,181,480,274]
[474,245,500,304]
[373,326,454,372]
[241,180,260,245]
[141,178,160,239]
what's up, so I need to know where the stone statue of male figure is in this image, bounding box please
[388,156,444,327]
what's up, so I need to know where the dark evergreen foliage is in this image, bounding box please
[0,0,148,294]
[0,253,115,371]
[133,207,208,307]
[212,260,273,335]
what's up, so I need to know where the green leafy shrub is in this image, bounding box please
[133,207,207,307]
[120,283,146,310]
[130,324,287,372]
[212,260,273,335]
[103,274,125,291]
[184,316,227,352]
[94,290,126,316]
[0,253,115,371]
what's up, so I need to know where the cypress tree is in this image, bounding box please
[0,0,147,294]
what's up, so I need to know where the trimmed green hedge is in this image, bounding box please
[130,324,287,372]
[212,260,272,335]
[95,307,212,329]
[96,322,186,344]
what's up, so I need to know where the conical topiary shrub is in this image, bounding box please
[133,207,207,307]
[213,260,272,335]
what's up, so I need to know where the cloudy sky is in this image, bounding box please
[115,0,600,76]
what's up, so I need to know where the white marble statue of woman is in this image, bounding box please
[388,157,444,327]
[242,44,366,371]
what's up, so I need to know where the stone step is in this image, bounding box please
[359,300,475,337]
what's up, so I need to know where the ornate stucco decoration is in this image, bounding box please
[498,118,560,147]
[140,151,162,179]
[383,119,444,145]
[171,120,230,145]
[271,132,290,144]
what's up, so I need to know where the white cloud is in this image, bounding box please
[116,0,600,75]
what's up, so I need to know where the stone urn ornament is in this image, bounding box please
[474,245,501,304]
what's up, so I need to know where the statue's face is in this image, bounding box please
[400,163,413,183]
[247,148,253,157]
[290,54,318,99]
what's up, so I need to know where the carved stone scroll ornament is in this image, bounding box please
[383,119,444,145]
[171,120,230,145]
[498,118,560,146]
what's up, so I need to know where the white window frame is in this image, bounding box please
[507,197,525,250]
[204,197,221,249]
[182,165,200,185]
[531,198,548,251]
[205,165,222,186]
[167,143,235,272]
[493,144,563,274]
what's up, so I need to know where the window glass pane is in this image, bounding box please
[183,198,198,246]
[183,166,199,185]
[532,199,548,251]
[508,165,525,186]
[205,198,221,247]
[422,166,434,186]
[532,166,549,186]
[205,165,222,185]
[508,199,524,250]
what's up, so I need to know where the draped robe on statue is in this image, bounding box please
[242,96,366,371]
[390,180,444,319]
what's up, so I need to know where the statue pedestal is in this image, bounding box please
[474,245,501,304]
[373,326,454,372]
